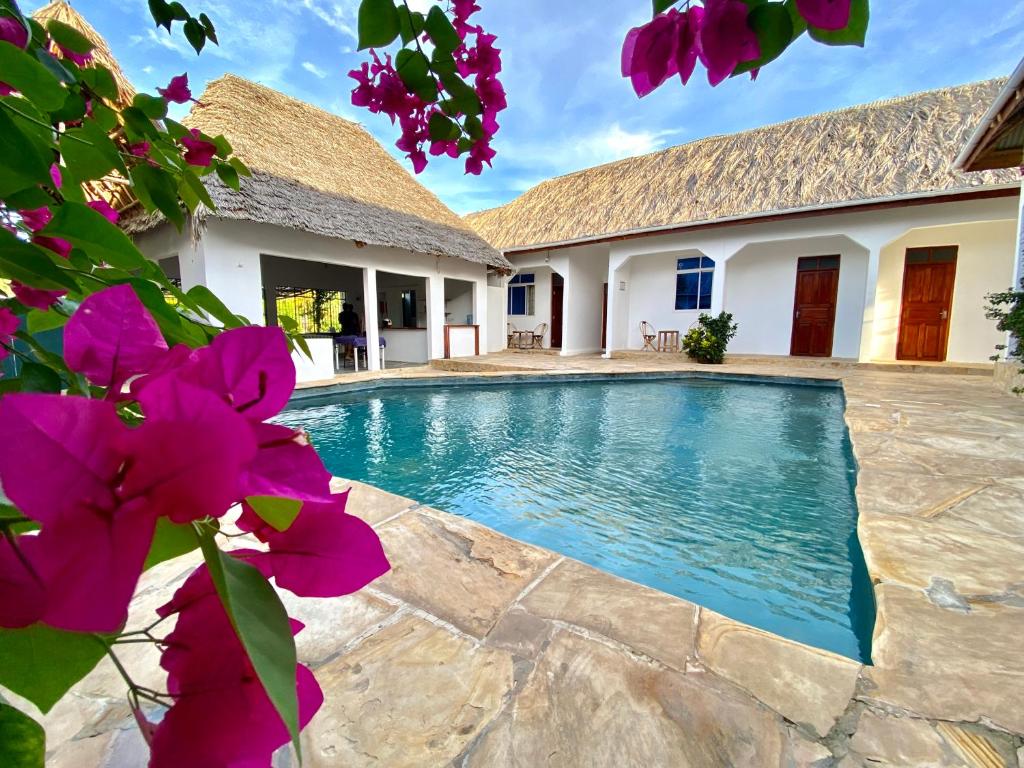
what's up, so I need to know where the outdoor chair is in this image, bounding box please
[532,323,548,349]
[640,321,657,352]
[507,321,517,348]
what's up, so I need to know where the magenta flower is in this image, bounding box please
[49,164,62,189]
[128,141,151,157]
[180,129,218,167]
[0,17,28,48]
[56,43,92,67]
[699,0,761,86]
[64,283,168,391]
[32,235,72,259]
[157,73,192,104]
[87,199,119,223]
[796,0,852,30]
[675,6,705,86]
[0,307,18,364]
[11,282,65,310]
[241,423,333,502]
[148,561,324,767]
[621,10,680,97]
[19,207,52,232]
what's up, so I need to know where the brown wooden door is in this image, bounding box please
[790,255,840,357]
[897,246,957,361]
[550,275,564,348]
[601,283,608,349]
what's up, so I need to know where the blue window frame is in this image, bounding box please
[675,257,714,310]
[508,273,536,316]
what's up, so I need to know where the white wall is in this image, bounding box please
[380,328,428,363]
[562,245,609,354]
[871,219,1017,363]
[485,281,505,353]
[625,250,704,350]
[377,271,428,329]
[444,279,474,325]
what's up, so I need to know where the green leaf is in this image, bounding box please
[439,72,481,117]
[90,102,117,132]
[0,626,108,713]
[132,92,168,121]
[735,2,795,74]
[807,0,868,46]
[395,49,436,102]
[18,362,62,393]
[198,534,302,758]
[163,117,191,140]
[45,19,95,55]
[652,0,676,13]
[131,164,185,230]
[357,0,400,50]
[80,65,119,102]
[49,89,87,124]
[428,111,460,141]
[180,169,215,211]
[3,187,52,210]
[0,504,39,535]
[186,284,246,328]
[144,518,204,570]
[0,43,67,110]
[0,230,79,292]
[25,308,68,334]
[126,277,207,347]
[199,13,218,45]
[148,0,174,30]
[229,156,252,178]
[0,701,45,768]
[167,2,190,21]
[183,18,206,53]
[59,120,126,182]
[43,202,145,270]
[245,496,302,532]
[0,107,51,198]
[215,162,240,191]
[120,105,159,142]
[397,7,425,44]
[464,115,483,141]
[424,5,460,53]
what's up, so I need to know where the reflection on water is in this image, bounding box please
[277,379,874,661]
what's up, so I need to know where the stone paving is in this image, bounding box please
[25,355,1024,766]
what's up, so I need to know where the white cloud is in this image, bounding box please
[302,61,327,78]
[295,0,357,40]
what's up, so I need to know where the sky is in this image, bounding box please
[25,0,1024,215]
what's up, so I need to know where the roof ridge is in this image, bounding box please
[203,73,365,132]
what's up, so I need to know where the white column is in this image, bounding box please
[604,253,630,356]
[427,274,446,359]
[858,242,883,363]
[363,266,380,371]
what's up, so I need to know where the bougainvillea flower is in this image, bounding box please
[0,537,46,627]
[32,235,72,259]
[87,199,119,223]
[621,10,680,97]
[796,0,852,30]
[49,164,62,189]
[11,282,65,310]
[180,129,217,167]
[0,16,28,48]
[18,207,52,232]
[157,73,192,104]
[128,141,151,157]
[149,562,323,768]
[238,492,389,598]
[699,0,761,86]
[56,43,92,66]
[64,284,168,390]
[241,423,333,502]
[675,5,705,86]
[0,306,19,364]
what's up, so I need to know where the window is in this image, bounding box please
[271,287,345,333]
[906,246,958,265]
[508,273,536,316]
[675,257,714,310]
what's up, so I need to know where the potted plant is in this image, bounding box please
[682,312,738,364]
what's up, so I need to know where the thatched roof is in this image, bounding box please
[957,60,1024,171]
[128,75,509,269]
[33,0,137,210]
[467,80,1019,252]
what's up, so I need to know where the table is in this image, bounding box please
[656,330,680,353]
[335,335,387,372]
[511,330,534,349]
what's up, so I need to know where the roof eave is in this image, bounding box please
[956,58,1024,172]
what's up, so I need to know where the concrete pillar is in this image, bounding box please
[858,242,883,363]
[427,274,446,359]
[363,266,381,370]
[604,254,630,356]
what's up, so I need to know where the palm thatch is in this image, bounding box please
[32,0,137,210]
[957,60,1024,171]
[467,80,1019,252]
[126,75,509,269]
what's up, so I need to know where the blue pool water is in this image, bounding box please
[278,377,874,661]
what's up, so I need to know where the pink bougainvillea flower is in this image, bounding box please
[11,282,65,310]
[64,284,168,390]
[675,5,705,86]
[0,16,28,48]
[32,235,72,259]
[699,0,761,86]
[56,43,92,66]
[149,562,324,768]
[621,10,680,97]
[238,491,390,598]
[18,207,51,232]
[157,73,192,104]
[128,141,151,157]
[49,164,62,189]
[179,128,217,167]
[0,306,19,364]
[795,0,852,30]
[240,422,333,502]
[87,199,119,223]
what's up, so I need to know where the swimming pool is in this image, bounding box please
[279,376,874,661]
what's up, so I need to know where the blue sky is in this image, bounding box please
[25,1,1024,214]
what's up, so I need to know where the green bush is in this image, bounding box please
[985,280,1024,393]
[681,312,738,364]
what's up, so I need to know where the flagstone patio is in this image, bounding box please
[31,358,1024,767]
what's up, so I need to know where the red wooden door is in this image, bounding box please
[790,256,840,357]
[550,275,564,348]
[897,247,957,361]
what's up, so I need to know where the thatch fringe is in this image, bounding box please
[467,80,1018,251]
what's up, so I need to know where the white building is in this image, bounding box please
[127,75,510,380]
[468,80,1021,364]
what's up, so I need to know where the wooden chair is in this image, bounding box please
[532,322,548,349]
[640,321,657,352]
[507,322,516,348]
[657,330,680,353]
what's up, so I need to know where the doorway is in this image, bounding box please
[550,273,564,349]
[897,246,957,362]
[790,255,840,357]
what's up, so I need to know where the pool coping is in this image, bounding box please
[286,363,1024,764]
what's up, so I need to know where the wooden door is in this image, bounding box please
[601,283,608,349]
[897,246,957,361]
[550,274,564,348]
[790,256,840,357]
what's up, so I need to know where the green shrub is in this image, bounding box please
[682,312,738,364]
[985,280,1024,394]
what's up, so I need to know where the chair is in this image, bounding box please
[507,322,517,349]
[640,321,657,352]
[531,323,548,349]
